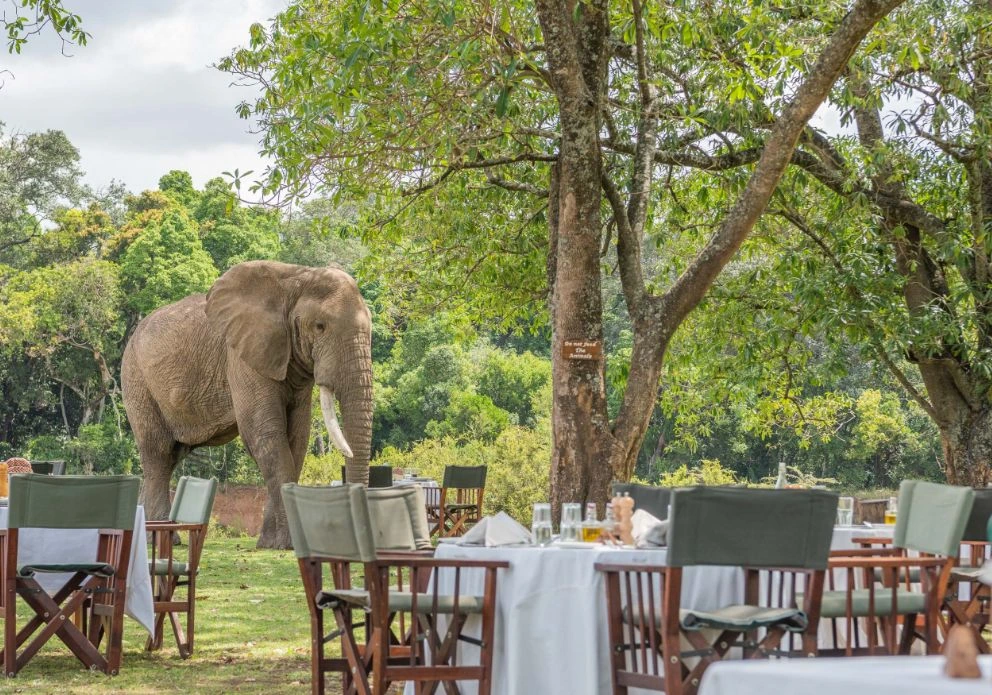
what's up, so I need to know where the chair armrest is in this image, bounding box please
[828,556,947,569]
[146,521,204,532]
[829,547,903,558]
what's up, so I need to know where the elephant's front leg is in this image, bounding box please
[231,373,297,549]
[287,389,313,482]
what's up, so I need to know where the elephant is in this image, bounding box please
[121,260,373,549]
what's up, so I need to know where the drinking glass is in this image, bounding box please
[532,503,553,546]
[836,496,854,526]
[560,503,583,542]
[885,496,898,525]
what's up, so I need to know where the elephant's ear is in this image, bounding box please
[205,262,291,381]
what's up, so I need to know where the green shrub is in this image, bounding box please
[378,424,550,525]
[650,458,739,487]
[300,451,347,485]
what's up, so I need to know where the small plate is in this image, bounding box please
[554,541,600,549]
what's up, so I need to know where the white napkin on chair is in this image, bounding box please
[631,509,668,548]
[457,512,532,546]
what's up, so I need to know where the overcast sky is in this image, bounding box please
[1,0,286,195]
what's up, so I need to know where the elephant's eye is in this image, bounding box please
[315,321,325,332]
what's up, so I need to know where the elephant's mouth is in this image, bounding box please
[319,386,353,458]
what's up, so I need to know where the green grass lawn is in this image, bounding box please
[6,536,333,694]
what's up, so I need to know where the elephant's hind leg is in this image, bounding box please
[123,366,184,521]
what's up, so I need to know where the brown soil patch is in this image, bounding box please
[213,484,266,536]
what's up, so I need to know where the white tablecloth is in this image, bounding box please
[699,655,992,695]
[0,505,154,634]
[401,525,901,695]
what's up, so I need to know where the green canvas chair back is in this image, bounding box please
[368,466,393,488]
[893,480,974,556]
[8,474,140,530]
[367,486,432,551]
[169,476,218,525]
[667,487,838,569]
[281,483,376,562]
[340,465,393,487]
[29,460,66,476]
[611,482,672,520]
[962,488,992,542]
[442,465,487,489]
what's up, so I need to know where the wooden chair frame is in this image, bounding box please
[145,519,208,658]
[298,553,506,695]
[597,563,826,695]
[820,545,950,656]
[942,540,992,653]
[432,467,487,538]
[1,526,133,677]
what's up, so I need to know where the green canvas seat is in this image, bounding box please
[2,474,140,677]
[149,559,192,576]
[599,487,838,695]
[145,475,217,659]
[951,565,985,581]
[18,563,115,577]
[680,606,809,632]
[316,589,484,614]
[816,588,927,618]
[282,482,507,695]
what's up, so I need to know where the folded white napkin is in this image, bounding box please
[458,512,532,546]
[631,509,668,548]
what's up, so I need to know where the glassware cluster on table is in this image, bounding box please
[531,497,626,547]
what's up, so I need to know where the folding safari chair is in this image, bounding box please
[597,487,837,695]
[282,482,507,695]
[1,474,140,677]
[146,476,218,658]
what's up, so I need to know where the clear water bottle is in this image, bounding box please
[775,461,787,489]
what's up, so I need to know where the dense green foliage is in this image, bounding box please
[0,120,945,498]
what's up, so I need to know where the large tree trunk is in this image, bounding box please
[941,408,992,486]
[537,0,614,513]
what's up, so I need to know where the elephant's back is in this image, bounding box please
[124,295,232,428]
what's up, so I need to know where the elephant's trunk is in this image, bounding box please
[319,386,353,458]
[327,335,373,485]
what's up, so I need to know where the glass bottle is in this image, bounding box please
[581,502,602,542]
[602,503,616,543]
[775,461,787,489]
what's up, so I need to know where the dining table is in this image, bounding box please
[0,502,155,634]
[698,654,992,695]
[402,524,897,695]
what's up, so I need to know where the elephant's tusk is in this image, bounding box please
[319,387,354,459]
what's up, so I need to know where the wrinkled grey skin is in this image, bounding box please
[122,261,373,549]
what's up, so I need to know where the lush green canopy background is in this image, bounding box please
[0,126,940,495]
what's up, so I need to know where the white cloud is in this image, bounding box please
[0,0,285,194]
